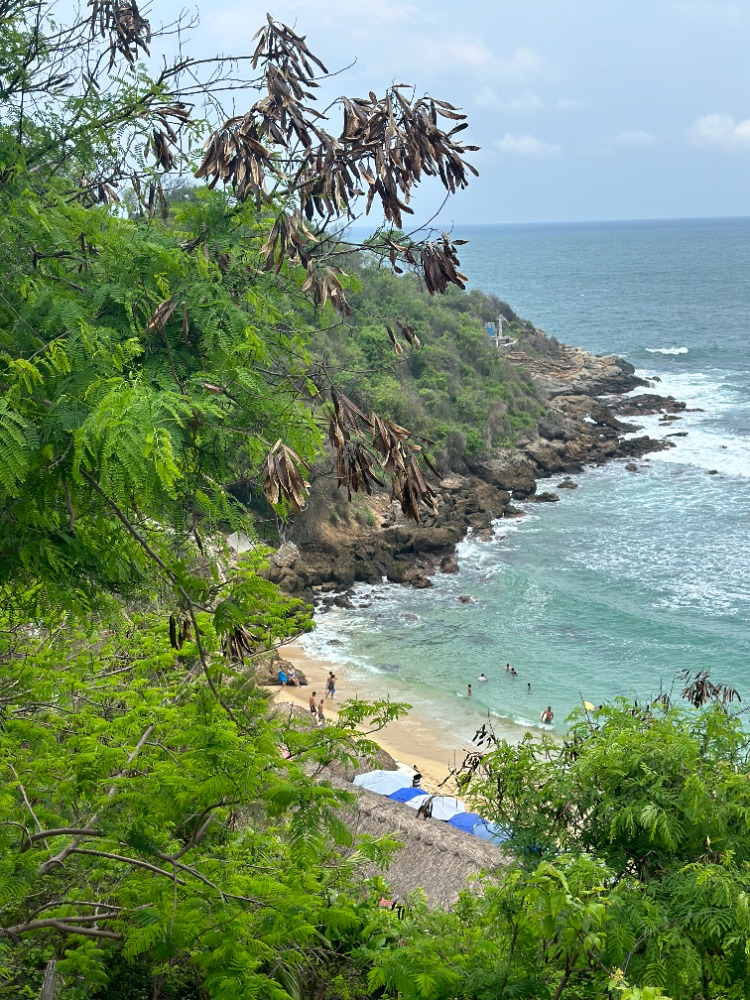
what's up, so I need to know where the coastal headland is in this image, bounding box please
[265,339,687,600]
[261,338,689,783]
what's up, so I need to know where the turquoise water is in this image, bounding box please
[303,219,750,742]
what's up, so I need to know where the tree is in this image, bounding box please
[459,683,750,998]
[0,587,415,997]
[0,1,480,608]
[0,3,475,995]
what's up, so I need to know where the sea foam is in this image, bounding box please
[631,369,750,479]
[645,346,689,355]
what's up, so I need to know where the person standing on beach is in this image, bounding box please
[317,699,325,724]
[309,691,317,715]
[467,684,472,697]
[325,672,336,700]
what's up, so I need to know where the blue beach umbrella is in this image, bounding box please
[353,770,413,796]
[447,812,485,833]
[388,787,428,805]
[470,820,511,845]
[447,812,510,844]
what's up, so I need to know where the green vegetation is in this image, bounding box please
[312,261,545,467]
[0,582,414,999]
[334,683,750,1000]
[2,4,749,999]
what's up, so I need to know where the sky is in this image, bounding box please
[143,1,750,224]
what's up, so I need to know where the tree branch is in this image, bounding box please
[38,724,155,874]
[68,848,186,884]
[79,469,239,724]
[6,762,46,847]
[21,828,103,851]
[0,918,122,941]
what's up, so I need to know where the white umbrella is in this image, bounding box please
[353,770,414,796]
[427,795,466,821]
[401,791,431,810]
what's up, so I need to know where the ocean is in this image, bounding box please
[302,218,750,743]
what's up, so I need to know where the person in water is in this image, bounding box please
[540,706,554,724]
[467,684,472,697]
[478,672,488,682]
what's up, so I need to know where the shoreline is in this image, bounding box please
[262,352,687,780]
[271,642,473,794]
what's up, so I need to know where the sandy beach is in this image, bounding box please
[269,643,474,794]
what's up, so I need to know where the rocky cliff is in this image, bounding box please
[264,343,686,600]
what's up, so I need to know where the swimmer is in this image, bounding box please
[478,673,488,682]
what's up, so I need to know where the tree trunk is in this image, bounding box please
[40,960,57,1000]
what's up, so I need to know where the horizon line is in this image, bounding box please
[347,213,750,230]
[453,213,750,227]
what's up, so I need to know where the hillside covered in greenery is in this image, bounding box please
[309,259,546,466]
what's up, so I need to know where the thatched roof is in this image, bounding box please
[269,706,508,906]
[324,743,399,781]
[329,773,510,908]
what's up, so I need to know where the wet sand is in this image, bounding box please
[269,643,475,794]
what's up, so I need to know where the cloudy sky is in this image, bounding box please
[163,0,750,224]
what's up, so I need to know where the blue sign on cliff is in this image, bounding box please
[485,321,496,337]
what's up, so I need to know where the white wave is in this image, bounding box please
[629,369,750,479]
[645,346,689,355]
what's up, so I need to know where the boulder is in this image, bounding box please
[440,554,460,574]
[612,393,687,417]
[530,492,560,503]
[255,654,308,687]
[525,439,570,475]
[410,526,463,554]
[386,561,423,585]
[618,435,673,458]
[473,452,537,497]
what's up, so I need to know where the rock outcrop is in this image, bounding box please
[263,344,683,599]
